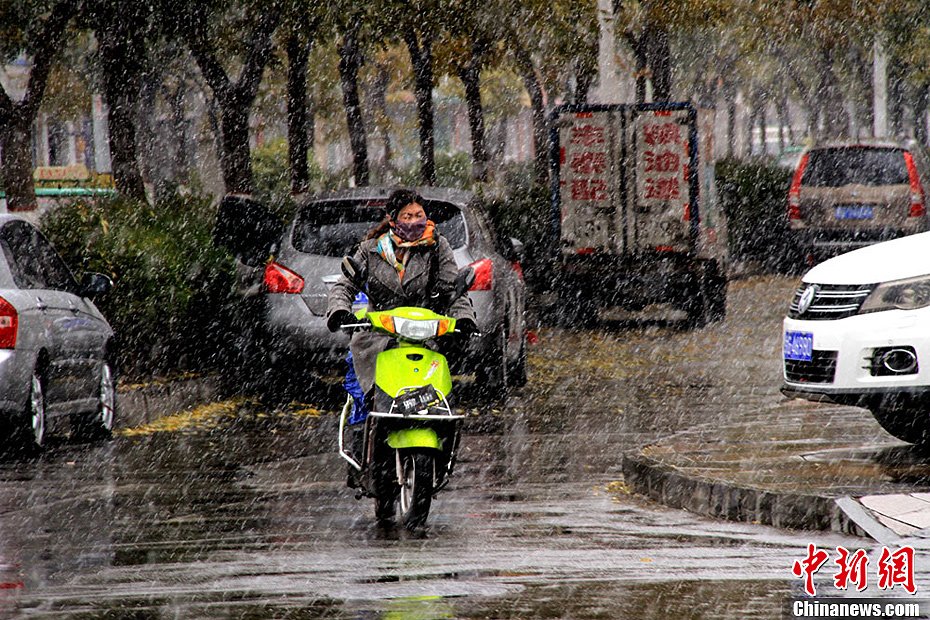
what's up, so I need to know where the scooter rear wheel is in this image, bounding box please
[399,450,434,530]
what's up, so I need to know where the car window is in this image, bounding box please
[0,221,77,292]
[292,200,467,256]
[802,147,909,187]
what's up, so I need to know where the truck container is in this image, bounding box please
[550,102,727,327]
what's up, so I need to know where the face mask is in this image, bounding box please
[393,217,428,242]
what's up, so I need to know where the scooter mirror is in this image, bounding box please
[341,256,367,287]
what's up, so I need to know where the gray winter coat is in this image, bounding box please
[326,234,476,392]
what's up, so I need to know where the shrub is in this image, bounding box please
[41,195,238,378]
[479,162,554,293]
[715,158,795,272]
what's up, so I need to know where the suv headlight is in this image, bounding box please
[860,275,930,313]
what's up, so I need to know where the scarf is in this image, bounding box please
[376,220,437,281]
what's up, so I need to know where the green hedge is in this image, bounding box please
[479,162,554,293]
[716,158,796,272]
[41,195,238,377]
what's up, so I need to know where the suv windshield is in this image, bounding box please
[802,147,909,187]
[292,200,467,256]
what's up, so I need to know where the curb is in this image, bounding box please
[621,451,870,538]
[116,374,225,430]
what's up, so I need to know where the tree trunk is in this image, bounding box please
[287,33,310,194]
[514,46,548,186]
[169,83,189,183]
[370,62,392,180]
[217,94,254,195]
[96,4,148,202]
[645,24,671,102]
[458,45,488,183]
[405,31,435,186]
[337,25,369,186]
[915,83,929,147]
[574,59,596,105]
[0,0,76,211]
[0,123,37,212]
[819,51,846,140]
[187,4,278,196]
[725,88,736,158]
[631,36,648,104]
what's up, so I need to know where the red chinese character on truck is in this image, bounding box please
[643,122,681,146]
[644,177,681,201]
[570,151,607,175]
[644,150,681,173]
[570,179,608,201]
[570,125,605,146]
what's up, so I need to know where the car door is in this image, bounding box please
[0,221,104,408]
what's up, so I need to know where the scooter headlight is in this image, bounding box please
[393,317,439,341]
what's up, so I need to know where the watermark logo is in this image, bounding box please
[792,544,917,597]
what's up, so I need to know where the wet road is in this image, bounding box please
[0,277,907,618]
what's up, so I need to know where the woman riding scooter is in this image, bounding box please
[326,189,477,476]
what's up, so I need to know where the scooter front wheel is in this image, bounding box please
[398,450,434,530]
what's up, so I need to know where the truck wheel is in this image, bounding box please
[704,263,727,323]
[558,290,598,328]
[681,280,708,329]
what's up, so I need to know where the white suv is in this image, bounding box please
[782,230,930,444]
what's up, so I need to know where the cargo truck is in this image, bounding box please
[550,102,728,327]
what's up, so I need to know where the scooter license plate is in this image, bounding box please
[395,385,440,415]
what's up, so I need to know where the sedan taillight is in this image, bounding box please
[468,258,493,291]
[264,262,304,294]
[0,297,18,349]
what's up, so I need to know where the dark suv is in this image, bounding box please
[788,141,930,262]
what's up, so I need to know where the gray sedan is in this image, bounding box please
[0,217,115,451]
[260,187,527,391]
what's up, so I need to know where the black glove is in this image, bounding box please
[327,309,354,333]
[456,318,479,338]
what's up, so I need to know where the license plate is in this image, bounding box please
[395,385,440,415]
[834,205,874,220]
[784,330,814,362]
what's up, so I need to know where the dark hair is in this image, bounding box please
[364,215,392,240]
[386,188,424,220]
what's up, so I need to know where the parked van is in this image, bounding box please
[787,141,930,262]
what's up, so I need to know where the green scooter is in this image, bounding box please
[338,259,474,529]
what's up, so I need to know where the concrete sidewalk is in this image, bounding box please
[621,396,930,542]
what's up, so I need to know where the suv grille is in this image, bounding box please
[785,351,838,384]
[787,284,874,320]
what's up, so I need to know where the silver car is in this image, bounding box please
[0,217,115,451]
[259,187,527,390]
